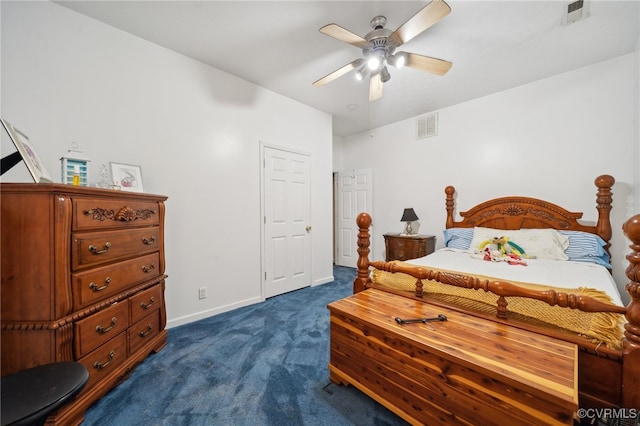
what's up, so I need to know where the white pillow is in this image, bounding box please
[469,227,569,261]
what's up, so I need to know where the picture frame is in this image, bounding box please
[1,118,53,183]
[109,161,144,192]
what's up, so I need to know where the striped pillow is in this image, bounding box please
[443,228,474,250]
[558,230,611,268]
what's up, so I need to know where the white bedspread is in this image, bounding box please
[404,248,624,306]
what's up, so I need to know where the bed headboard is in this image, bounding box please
[444,174,614,253]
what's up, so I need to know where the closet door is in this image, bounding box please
[263,146,311,298]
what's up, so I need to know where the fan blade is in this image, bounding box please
[388,0,451,47]
[369,72,383,101]
[320,24,370,49]
[404,53,452,76]
[312,58,365,87]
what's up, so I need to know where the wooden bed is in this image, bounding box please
[340,174,639,418]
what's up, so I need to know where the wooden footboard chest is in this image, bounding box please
[327,289,578,425]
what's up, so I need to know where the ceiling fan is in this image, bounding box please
[312,0,452,101]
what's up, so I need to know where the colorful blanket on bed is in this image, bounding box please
[371,262,625,350]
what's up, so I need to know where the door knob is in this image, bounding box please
[305,226,312,232]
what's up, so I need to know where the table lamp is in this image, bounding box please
[401,208,419,235]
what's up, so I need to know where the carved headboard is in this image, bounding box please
[444,175,614,254]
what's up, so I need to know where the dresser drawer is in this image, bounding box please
[74,302,129,358]
[128,310,162,355]
[78,331,128,391]
[73,198,160,231]
[72,253,160,309]
[129,285,162,325]
[72,227,160,270]
[388,248,423,261]
[390,239,421,251]
[384,234,435,261]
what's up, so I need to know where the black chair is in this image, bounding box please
[1,362,89,426]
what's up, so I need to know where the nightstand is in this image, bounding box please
[384,233,435,261]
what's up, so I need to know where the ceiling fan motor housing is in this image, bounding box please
[363,17,395,72]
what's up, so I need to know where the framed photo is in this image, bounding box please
[110,162,144,192]
[1,118,53,183]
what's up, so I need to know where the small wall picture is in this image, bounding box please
[110,162,143,192]
[1,118,53,183]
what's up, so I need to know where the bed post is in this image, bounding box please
[622,214,640,408]
[445,186,455,229]
[594,175,614,250]
[354,212,372,293]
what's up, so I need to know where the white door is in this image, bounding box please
[336,169,373,268]
[262,146,311,298]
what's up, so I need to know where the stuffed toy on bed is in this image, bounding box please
[478,236,530,256]
[475,236,531,265]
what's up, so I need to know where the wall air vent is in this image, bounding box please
[416,113,438,140]
[563,0,589,25]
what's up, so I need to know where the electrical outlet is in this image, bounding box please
[198,287,207,299]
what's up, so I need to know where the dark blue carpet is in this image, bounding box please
[82,266,409,425]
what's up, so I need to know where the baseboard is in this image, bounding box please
[166,295,262,329]
[313,275,334,286]
[168,275,336,328]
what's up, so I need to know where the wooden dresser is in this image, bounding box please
[383,233,435,261]
[1,183,168,425]
[328,289,578,425]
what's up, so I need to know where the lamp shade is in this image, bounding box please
[400,208,419,222]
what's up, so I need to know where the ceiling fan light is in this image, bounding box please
[367,56,381,70]
[389,52,406,69]
[355,66,367,81]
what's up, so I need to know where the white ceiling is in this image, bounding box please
[56,1,639,138]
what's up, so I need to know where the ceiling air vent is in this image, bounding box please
[563,0,589,25]
[416,113,438,139]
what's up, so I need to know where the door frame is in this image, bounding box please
[259,141,312,300]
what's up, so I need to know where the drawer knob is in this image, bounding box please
[95,317,117,334]
[88,242,111,255]
[140,297,155,310]
[93,350,115,370]
[138,324,153,337]
[142,235,156,245]
[89,277,111,292]
[141,263,156,273]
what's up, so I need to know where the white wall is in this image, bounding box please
[1,1,334,327]
[332,135,344,173]
[340,53,638,301]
